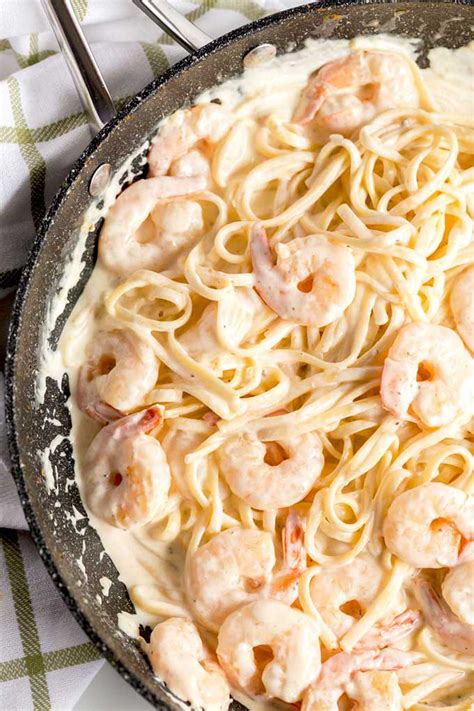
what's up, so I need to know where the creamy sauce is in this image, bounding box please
[35,33,474,710]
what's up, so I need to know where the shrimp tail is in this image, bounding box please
[283,509,306,573]
[293,79,327,124]
[414,577,474,655]
[116,406,164,438]
[368,647,423,670]
[84,401,123,424]
[250,224,285,310]
[270,511,306,601]
[355,609,423,651]
[250,224,274,274]
[134,406,164,433]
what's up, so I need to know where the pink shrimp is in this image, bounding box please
[272,509,306,596]
[77,329,159,423]
[147,103,232,178]
[414,577,474,656]
[98,175,206,276]
[356,609,423,651]
[302,648,421,710]
[185,511,306,632]
[83,407,170,530]
[293,50,420,136]
[250,224,356,327]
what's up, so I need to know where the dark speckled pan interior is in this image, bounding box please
[5,2,473,708]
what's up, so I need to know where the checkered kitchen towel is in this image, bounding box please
[0,1,303,709]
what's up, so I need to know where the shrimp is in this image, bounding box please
[217,428,324,510]
[216,599,321,703]
[83,407,170,530]
[442,561,474,627]
[302,648,419,711]
[179,289,269,367]
[77,329,159,423]
[309,554,408,641]
[356,609,422,651]
[380,322,474,427]
[98,175,206,276]
[414,577,474,656]
[147,617,230,711]
[383,482,474,568]
[185,513,305,632]
[293,50,420,136]
[345,671,403,711]
[147,103,232,178]
[450,266,474,352]
[250,224,356,327]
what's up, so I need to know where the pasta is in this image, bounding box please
[62,36,474,710]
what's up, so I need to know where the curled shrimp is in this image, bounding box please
[302,648,419,711]
[147,617,230,711]
[380,322,474,427]
[345,670,403,711]
[77,329,159,423]
[147,103,232,178]
[216,599,321,703]
[442,561,474,627]
[450,266,474,353]
[383,482,474,568]
[98,175,206,276]
[310,553,408,641]
[185,512,305,631]
[414,577,474,656]
[293,49,420,136]
[83,407,170,530]
[250,225,356,327]
[217,428,324,510]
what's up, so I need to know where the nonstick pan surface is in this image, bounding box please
[6,2,473,708]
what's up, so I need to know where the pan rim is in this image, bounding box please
[4,1,472,708]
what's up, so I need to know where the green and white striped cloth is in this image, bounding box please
[0,1,302,708]
[0,0,301,295]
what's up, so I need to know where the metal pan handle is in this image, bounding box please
[40,0,212,135]
[132,0,212,52]
[40,0,116,135]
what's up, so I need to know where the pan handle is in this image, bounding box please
[40,0,116,134]
[132,0,212,52]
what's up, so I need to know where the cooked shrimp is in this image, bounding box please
[383,482,474,568]
[217,427,324,510]
[380,322,474,427]
[293,50,419,136]
[302,648,419,711]
[250,224,356,327]
[170,148,210,181]
[77,329,159,423]
[98,175,206,276]
[310,554,407,640]
[216,599,321,703]
[83,407,170,530]
[148,103,232,178]
[414,577,474,656]
[345,670,403,711]
[179,303,229,369]
[450,266,474,352]
[147,617,230,711]
[356,609,422,651]
[442,561,474,626]
[180,289,269,368]
[185,514,305,631]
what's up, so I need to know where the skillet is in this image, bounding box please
[5,1,473,708]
